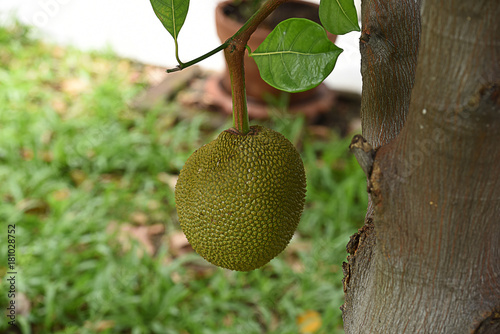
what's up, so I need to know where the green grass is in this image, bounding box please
[0,23,367,334]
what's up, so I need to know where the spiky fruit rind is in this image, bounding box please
[175,125,306,271]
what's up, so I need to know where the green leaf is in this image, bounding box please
[250,18,343,93]
[150,0,190,40]
[319,0,360,35]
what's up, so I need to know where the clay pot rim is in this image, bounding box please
[215,0,337,44]
[215,0,271,45]
[211,0,337,119]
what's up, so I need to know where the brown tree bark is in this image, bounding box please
[342,0,500,332]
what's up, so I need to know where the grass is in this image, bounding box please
[0,22,367,334]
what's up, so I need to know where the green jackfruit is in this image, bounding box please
[175,125,306,271]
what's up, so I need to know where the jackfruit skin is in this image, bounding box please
[175,125,306,271]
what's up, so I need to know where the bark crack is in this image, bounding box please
[471,308,500,334]
[341,219,375,310]
[349,134,376,178]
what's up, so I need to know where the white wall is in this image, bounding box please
[0,0,361,93]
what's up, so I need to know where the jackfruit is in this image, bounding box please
[175,125,306,271]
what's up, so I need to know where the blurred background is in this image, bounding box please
[0,0,361,93]
[0,1,366,333]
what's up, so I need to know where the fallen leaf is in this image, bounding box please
[128,70,141,84]
[297,310,322,334]
[144,65,168,86]
[223,314,234,327]
[40,130,54,145]
[167,232,216,279]
[130,211,148,225]
[270,312,280,332]
[20,148,33,161]
[61,77,89,96]
[3,194,14,203]
[186,263,217,280]
[108,222,165,257]
[84,320,116,332]
[117,60,131,73]
[170,271,182,284]
[148,224,165,235]
[50,98,67,115]
[41,150,53,162]
[51,46,65,59]
[308,125,331,140]
[157,172,178,191]
[147,199,161,211]
[16,199,49,216]
[152,211,167,222]
[52,188,70,201]
[70,169,87,186]
[99,173,122,184]
[92,59,112,75]
[15,293,31,317]
[285,240,311,273]
[168,231,193,257]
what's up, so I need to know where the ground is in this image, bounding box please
[0,23,366,334]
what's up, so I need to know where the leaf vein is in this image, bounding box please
[252,51,332,57]
[335,0,358,29]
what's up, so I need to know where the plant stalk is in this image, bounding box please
[224,44,250,134]
[224,0,290,134]
[174,38,184,67]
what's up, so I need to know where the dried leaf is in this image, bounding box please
[144,65,169,86]
[16,293,31,317]
[118,60,131,73]
[170,271,182,283]
[130,211,149,225]
[41,130,54,145]
[96,320,116,332]
[50,98,67,115]
[61,78,90,96]
[16,199,49,216]
[307,125,332,140]
[70,169,87,186]
[92,59,112,74]
[128,70,142,84]
[52,188,70,201]
[99,173,123,184]
[168,231,216,279]
[285,240,311,273]
[20,148,33,161]
[157,172,178,190]
[109,222,165,257]
[84,320,116,332]
[297,310,322,334]
[41,150,53,162]
[168,231,193,257]
[51,46,66,59]
[147,200,161,210]
[223,314,234,327]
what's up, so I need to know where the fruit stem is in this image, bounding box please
[224,45,250,134]
[224,0,290,134]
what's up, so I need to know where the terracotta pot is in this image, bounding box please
[215,0,337,113]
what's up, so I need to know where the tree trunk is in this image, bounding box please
[342,0,500,332]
